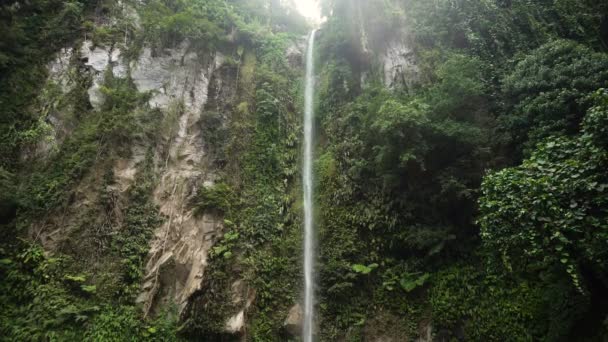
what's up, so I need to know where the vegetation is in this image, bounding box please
[1,0,608,340]
[313,0,608,340]
[480,90,608,293]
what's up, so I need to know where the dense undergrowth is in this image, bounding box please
[313,0,608,340]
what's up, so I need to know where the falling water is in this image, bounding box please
[302,29,317,342]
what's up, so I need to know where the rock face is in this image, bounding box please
[132,42,227,315]
[29,1,304,327]
[80,40,127,110]
[130,43,224,110]
[381,37,419,90]
[225,311,245,335]
[284,304,304,336]
[26,48,75,160]
[343,0,419,90]
[48,48,74,92]
[286,39,306,69]
[37,34,233,316]
[223,279,256,336]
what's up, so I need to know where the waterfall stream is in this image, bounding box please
[302,29,316,342]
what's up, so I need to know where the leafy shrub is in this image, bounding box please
[502,40,608,156]
[479,90,608,291]
[191,183,234,216]
[430,265,548,341]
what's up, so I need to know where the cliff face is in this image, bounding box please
[33,28,226,318]
[14,1,307,338]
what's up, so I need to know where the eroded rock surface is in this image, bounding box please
[134,44,227,315]
[382,37,419,89]
[80,40,127,109]
[223,279,256,335]
[35,35,231,317]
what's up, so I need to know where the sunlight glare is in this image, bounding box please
[294,0,321,22]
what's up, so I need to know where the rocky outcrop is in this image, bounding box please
[26,48,76,160]
[131,43,219,109]
[286,39,306,69]
[381,37,419,90]
[80,40,127,109]
[338,0,419,90]
[284,304,304,336]
[36,34,232,316]
[225,311,245,335]
[48,47,74,92]
[224,279,256,335]
[415,321,433,342]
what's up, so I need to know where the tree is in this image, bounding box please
[501,40,608,157]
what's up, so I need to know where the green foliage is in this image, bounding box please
[19,70,157,215]
[3,0,608,340]
[399,272,429,292]
[479,90,608,292]
[351,263,378,275]
[0,0,89,169]
[315,1,608,340]
[85,305,181,341]
[424,53,486,117]
[114,151,163,295]
[0,243,100,340]
[430,265,541,341]
[140,0,226,50]
[200,111,229,163]
[210,230,239,259]
[139,0,308,52]
[181,14,303,340]
[191,183,234,216]
[0,157,172,341]
[316,54,489,263]
[502,40,608,156]
[0,167,17,222]
[404,0,607,58]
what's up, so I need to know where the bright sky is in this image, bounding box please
[294,0,321,22]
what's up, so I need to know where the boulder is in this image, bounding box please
[225,310,245,335]
[283,304,303,336]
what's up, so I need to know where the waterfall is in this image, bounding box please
[302,29,316,342]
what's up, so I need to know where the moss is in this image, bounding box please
[239,51,257,93]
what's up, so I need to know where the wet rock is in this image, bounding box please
[284,304,303,336]
[130,42,221,112]
[222,279,256,336]
[381,38,419,90]
[286,36,306,68]
[48,48,74,92]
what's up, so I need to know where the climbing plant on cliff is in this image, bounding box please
[479,90,608,291]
